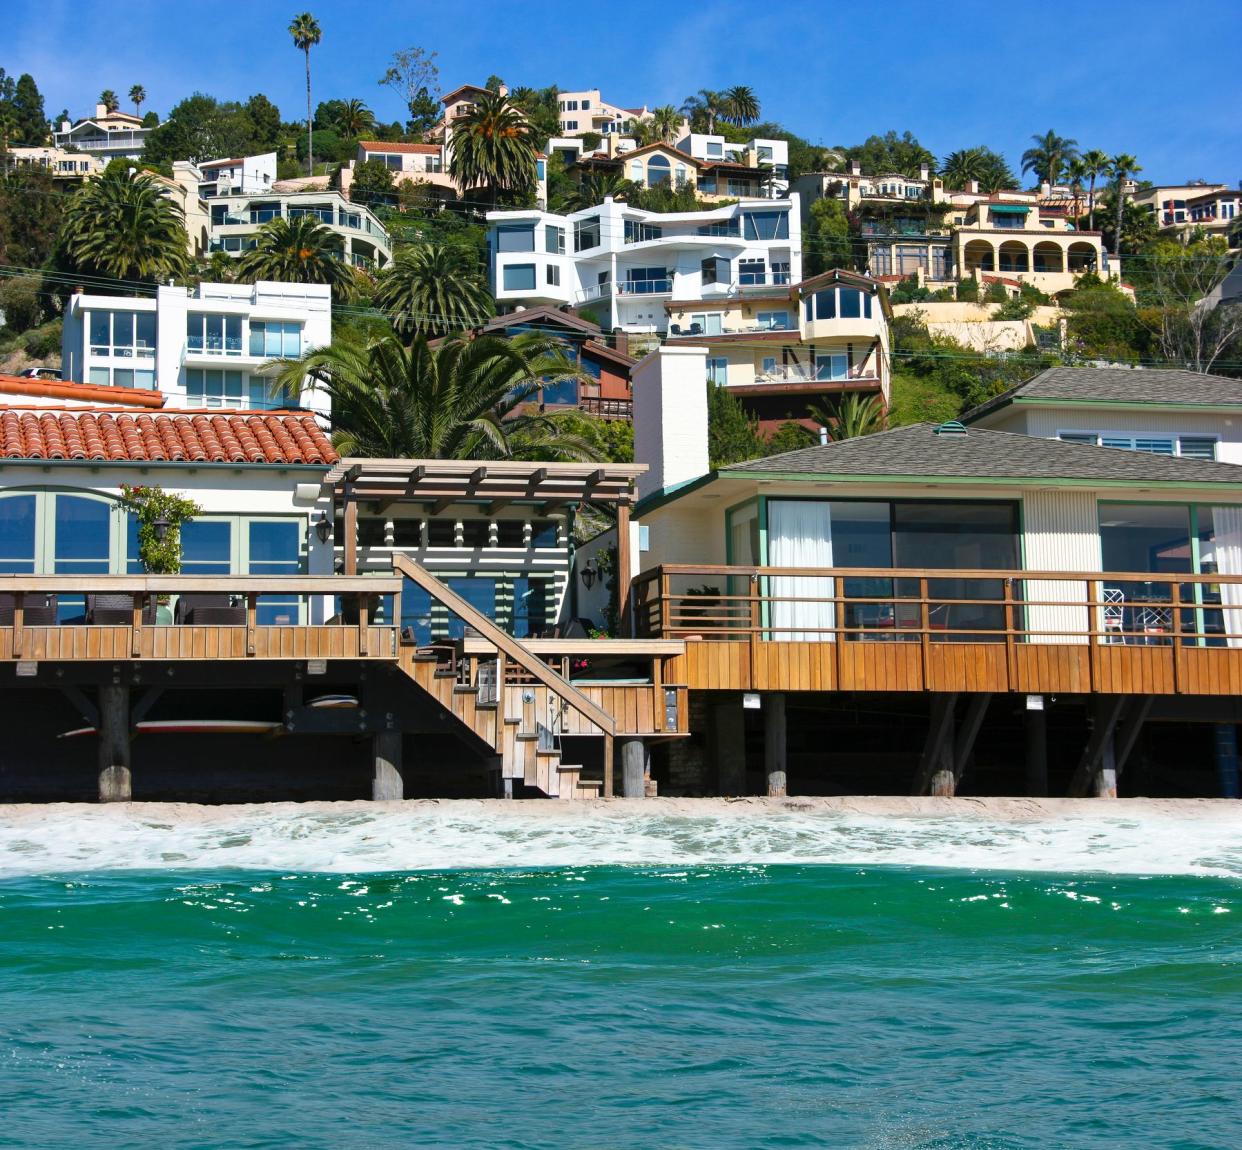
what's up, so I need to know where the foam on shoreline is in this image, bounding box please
[1,796,1239,878]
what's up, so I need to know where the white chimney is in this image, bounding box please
[850,160,861,177]
[919,162,930,181]
[632,345,710,502]
[968,179,979,194]
[95,103,108,119]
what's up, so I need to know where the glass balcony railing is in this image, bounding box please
[618,278,673,295]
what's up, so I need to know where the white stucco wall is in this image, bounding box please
[632,345,710,501]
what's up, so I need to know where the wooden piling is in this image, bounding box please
[372,730,404,801]
[765,693,787,797]
[620,738,647,798]
[97,683,131,803]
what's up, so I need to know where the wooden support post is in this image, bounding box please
[616,500,632,637]
[343,487,358,577]
[913,693,957,796]
[98,683,131,803]
[603,734,614,798]
[620,738,648,798]
[712,698,747,796]
[245,592,257,656]
[1025,704,1048,797]
[372,730,404,801]
[765,692,787,797]
[1068,695,1126,797]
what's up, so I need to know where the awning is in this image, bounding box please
[990,204,1031,215]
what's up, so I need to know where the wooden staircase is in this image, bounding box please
[391,555,616,799]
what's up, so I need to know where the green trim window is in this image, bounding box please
[1059,431,1217,460]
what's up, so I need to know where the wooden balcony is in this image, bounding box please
[633,564,1242,697]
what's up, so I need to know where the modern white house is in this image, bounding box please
[487,196,802,334]
[197,153,278,198]
[61,282,333,417]
[52,105,155,162]
[676,133,790,196]
[205,188,391,269]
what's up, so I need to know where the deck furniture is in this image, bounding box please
[0,592,58,625]
[86,593,158,625]
[175,593,245,625]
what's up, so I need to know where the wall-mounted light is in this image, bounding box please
[580,558,597,590]
[152,516,170,543]
[314,511,332,545]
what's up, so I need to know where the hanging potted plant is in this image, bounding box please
[118,484,203,623]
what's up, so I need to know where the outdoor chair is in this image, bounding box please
[175,593,246,625]
[1101,587,1125,644]
[86,592,158,625]
[0,592,58,625]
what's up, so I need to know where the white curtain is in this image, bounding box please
[1211,507,1242,648]
[768,501,834,642]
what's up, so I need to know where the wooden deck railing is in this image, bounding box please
[632,564,1242,696]
[0,575,403,661]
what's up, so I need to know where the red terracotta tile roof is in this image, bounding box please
[0,374,166,408]
[0,410,338,465]
[358,141,441,155]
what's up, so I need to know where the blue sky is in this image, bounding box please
[6,0,1239,185]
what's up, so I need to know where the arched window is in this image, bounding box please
[647,154,671,186]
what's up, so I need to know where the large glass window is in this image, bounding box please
[574,217,601,251]
[512,577,548,638]
[815,354,848,381]
[187,313,243,356]
[646,155,671,186]
[181,521,232,574]
[624,220,662,243]
[545,225,565,254]
[541,377,577,406]
[742,210,789,240]
[701,256,729,285]
[186,368,245,407]
[0,494,36,574]
[53,495,111,622]
[89,310,156,358]
[495,224,536,252]
[707,357,729,385]
[502,264,537,291]
[249,321,302,358]
[249,520,302,624]
[445,577,498,639]
[737,259,766,285]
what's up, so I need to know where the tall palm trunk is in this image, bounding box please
[1087,174,1097,231]
[304,48,313,177]
[1114,179,1125,257]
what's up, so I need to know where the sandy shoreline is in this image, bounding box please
[2,794,1238,825]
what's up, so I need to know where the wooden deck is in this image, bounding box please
[638,564,1242,697]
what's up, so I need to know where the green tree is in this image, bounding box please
[648,105,681,144]
[449,90,538,206]
[554,411,634,462]
[334,98,374,139]
[803,196,853,275]
[350,157,394,206]
[373,244,494,338]
[1064,156,1088,220]
[766,421,817,453]
[99,89,119,114]
[1060,274,1148,363]
[243,93,282,151]
[940,147,987,188]
[707,382,763,467]
[0,168,66,266]
[567,170,635,210]
[1080,148,1109,231]
[379,46,441,136]
[0,104,15,154]
[128,84,146,118]
[57,169,189,286]
[721,85,760,127]
[1020,129,1079,186]
[808,392,885,440]
[236,214,352,292]
[275,329,598,460]
[680,89,725,134]
[142,94,264,165]
[844,130,935,177]
[507,85,561,146]
[1107,153,1142,254]
[12,74,47,145]
[289,12,322,175]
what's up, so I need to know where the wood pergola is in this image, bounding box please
[323,458,646,608]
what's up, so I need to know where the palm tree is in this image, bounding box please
[649,105,681,144]
[941,147,988,189]
[374,244,494,339]
[1064,156,1088,221]
[58,169,189,284]
[334,98,375,139]
[1107,153,1142,255]
[273,330,598,460]
[721,85,760,127]
[680,89,725,134]
[1020,130,1079,186]
[449,90,538,207]
[568,170,635,210]
[99,89,119,114]
[289,12,322,177]
[236,214,352,292]
[808,393,884,441]
[1081,148,1110,231]
[128,85,146,118]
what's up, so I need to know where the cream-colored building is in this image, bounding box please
[665,269,890,431]
[0,145,102,180]
[53,104,154,162]
[556,89,650,137]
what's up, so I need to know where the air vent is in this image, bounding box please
[933,421,967,436]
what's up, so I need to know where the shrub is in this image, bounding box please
[956,277,979,302]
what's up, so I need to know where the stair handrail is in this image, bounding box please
[391,554,616,738]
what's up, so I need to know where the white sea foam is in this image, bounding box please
[0,798,1240,878]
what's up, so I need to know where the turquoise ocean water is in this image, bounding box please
[1,809,1240,1149]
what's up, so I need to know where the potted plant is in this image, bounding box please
[118,484,203,623]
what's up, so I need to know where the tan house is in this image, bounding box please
[577,142,780,203]
[665,269,891,431]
